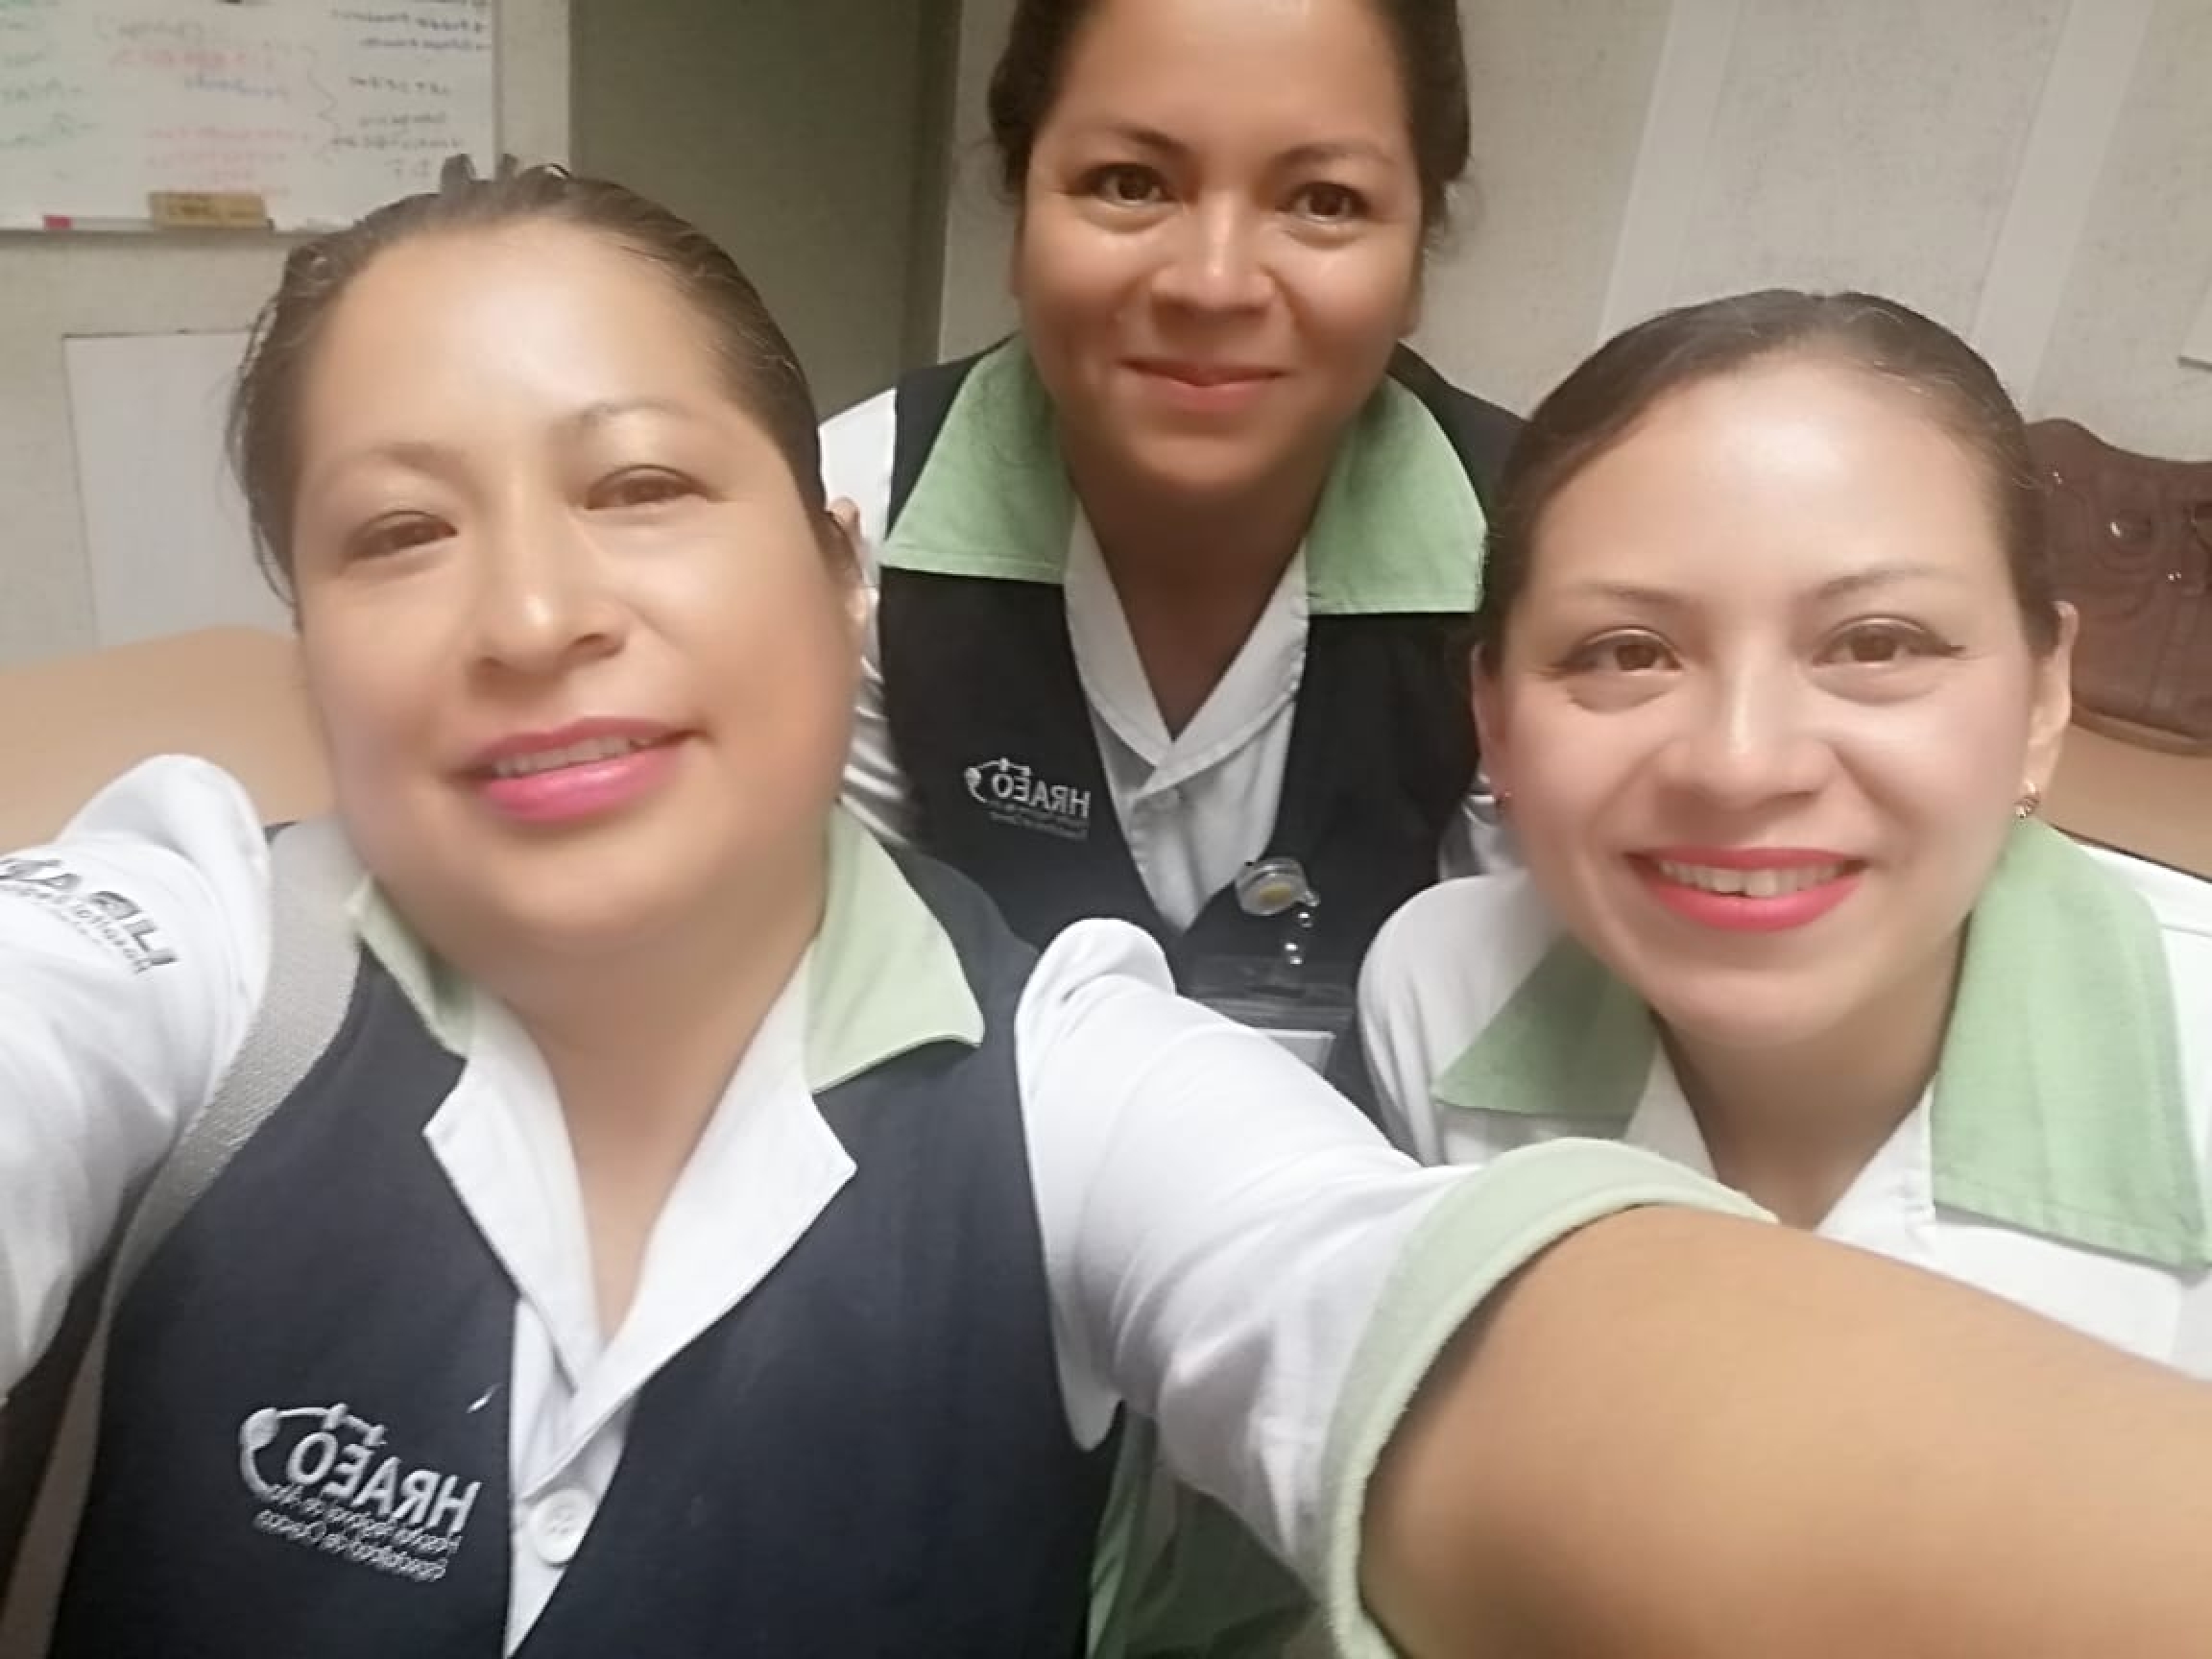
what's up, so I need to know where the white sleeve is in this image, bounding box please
[1019,917,1764,1602]
[0,757,272,1388]
[1017,918,1465,1569]
[821,389,916,847]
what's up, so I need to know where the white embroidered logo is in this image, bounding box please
[238,1403,481,1585]
[0,856,177,973]
[963,757,1091,842]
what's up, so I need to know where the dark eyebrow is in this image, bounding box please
[1561,581,1695,613]
[1813,563,1968,602]
[1081,122,1187,159]
[1071,125,1396,171]
[1559,565,1970,613]
[563,397,702,434]
[307,437,460,493]
[1278,140,1396,170]
[310,397,707,493]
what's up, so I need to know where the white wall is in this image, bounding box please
[0,0,569,669]
[936,0,2212,451]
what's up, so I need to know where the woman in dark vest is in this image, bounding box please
[8,167,2212,1659]
[822,0,1518,1031]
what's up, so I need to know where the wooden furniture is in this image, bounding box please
[0,627,327,849]
[2048,720,2212,880]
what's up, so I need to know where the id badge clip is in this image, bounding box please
[1187,857,1353,1073]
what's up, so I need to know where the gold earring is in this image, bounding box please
[2013,782,2043,821]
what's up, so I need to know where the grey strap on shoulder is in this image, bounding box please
[0,817,364,1658]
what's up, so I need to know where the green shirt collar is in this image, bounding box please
[1431,824,2207,1269]
[882,338,1488,613]
[349,809,983,1091]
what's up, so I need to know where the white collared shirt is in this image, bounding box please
[1358,854,2212,1372]
[0,757,1738,1653]
[819,388,1507,933]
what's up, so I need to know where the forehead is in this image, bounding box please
[297,222,728,448]
[1048,0,1408,146]
[1528,355,2008,594]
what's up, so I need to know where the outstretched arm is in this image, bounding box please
[0,759,268,1388]
[1361,1205,2212,1656]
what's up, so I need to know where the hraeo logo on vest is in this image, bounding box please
[964,757,1092,841]
[237,1402,482,1585]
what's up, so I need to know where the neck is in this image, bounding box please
[1063,437,1334,732]
[460,842,829,1333]
[498,852,825,1140]
[1664,934,1964,1229]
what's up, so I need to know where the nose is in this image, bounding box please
[465,498,624,680]
[1149,197,1271,314]
[1656,658,1834,812]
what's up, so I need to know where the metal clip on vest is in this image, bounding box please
[1235,857,1319,987]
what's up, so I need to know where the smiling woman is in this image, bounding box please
[1362,288,2212,1345]
[821,0,1520,1040]
[14,178,2212,1659]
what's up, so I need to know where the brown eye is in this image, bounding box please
[1290,181,1365,224]
[1086,164,1167,207]
[1562,631,1677,675]
[590,469,694,510]
[349,513,448,561]
[1820,621,1954,666]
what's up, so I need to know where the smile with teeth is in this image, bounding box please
[485,733,660,780]
[1651,859,1854,899]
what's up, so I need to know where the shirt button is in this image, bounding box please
[527,1488,595,1567]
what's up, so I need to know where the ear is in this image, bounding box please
[1469,644,1513,797]
[2023,602,2078,795]
[825,497,869,637]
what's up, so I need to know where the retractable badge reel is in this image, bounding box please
[1234,856,1320,977]
[1188,856,1355,1073]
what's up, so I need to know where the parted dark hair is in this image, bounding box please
[229,157,826,597]
[985,0,1472,238]
[1475,289,2063,663]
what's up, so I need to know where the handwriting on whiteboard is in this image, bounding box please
[0,0,493,228]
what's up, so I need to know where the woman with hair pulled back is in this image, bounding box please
[12,177,2212,1659]
[824,0,1516,1054]
[1363,290,2212,1371]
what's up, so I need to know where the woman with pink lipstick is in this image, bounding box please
[1363,289,2212,1370]
[14,174,2212,1659]
[821,0,1518,1049]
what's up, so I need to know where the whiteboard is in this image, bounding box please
[0,0,494,230]
[64,329,294,649]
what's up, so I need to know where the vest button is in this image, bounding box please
[527,1487,596,1567]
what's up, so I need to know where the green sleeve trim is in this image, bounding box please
[1319,1142,1767,1655]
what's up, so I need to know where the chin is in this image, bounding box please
[1120,439,1281,501]
[1646,980,1851,1057]
[486,874,703,961]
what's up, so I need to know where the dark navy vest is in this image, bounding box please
[878,345,1519,979]
[51,853,1114,1658]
